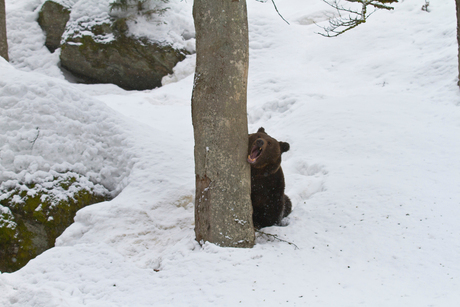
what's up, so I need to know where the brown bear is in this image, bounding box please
[248,127,291,228]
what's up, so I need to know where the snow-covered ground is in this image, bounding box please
[1,0,460,306]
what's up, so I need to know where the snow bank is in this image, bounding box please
[5,0,63,78]
[0,58,134,193]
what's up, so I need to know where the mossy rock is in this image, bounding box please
[39,0,188,90]
[0,173,111,272]
[60,20,188,90]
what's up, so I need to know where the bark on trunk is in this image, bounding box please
[192,0,254,247]
[456,0,460,85]
[0,0,8,61]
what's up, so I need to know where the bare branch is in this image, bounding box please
[270,0,290,25]
[256,0,290,25]
[317,0,397,37]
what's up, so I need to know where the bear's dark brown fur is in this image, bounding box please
[248,127,291,228]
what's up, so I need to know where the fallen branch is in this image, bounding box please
[256,229,299,250]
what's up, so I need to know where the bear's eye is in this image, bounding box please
[267,141,271,146]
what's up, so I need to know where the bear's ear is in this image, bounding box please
[257,127,266,134]
[279,141,290,153]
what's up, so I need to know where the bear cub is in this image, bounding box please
[248,127,291,228]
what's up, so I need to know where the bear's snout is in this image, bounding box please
[248,139,264,164]
[255,139,265,148]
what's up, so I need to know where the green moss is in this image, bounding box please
[111,18,129,35]
[0,173,111,272]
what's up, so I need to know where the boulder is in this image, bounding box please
[37,0,189,90]
[60,28,187,90]
[38,1,71,53]
[0,173,111,272]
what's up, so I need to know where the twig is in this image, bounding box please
[30,127,40,150]
[317,0,397,37]
[256,229,299,249]
[421,0,430,12]
[270,0,290,25]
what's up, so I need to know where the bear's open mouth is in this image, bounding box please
[248,145,262,164]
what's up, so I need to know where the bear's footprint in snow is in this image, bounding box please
[295,161,328,177]
[286,160,327,202]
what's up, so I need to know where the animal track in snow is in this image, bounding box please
[294,160,328,177]
[285,159,327,205]
[248,96,298,124]
[295,10,335,26]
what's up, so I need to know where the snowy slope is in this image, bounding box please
[0,59,134,192]
[1,0,460,306]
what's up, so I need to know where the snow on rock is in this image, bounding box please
[62,0,195,50]
[125,0,195,52]
[162,54,196,86]
[62,0,114,44]
[0,58,134,193]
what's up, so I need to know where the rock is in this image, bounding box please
[60,19,188,90]
[0,173,111,272]
[37,0,189,90]
[38,1,71,53]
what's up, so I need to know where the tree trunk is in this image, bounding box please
[456,0,460,85]
[192,0,255,247]
[0,0,8,61]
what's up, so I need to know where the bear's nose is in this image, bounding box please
[255,139,264,148]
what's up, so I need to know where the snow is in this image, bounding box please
[5,0,63,78]
[62,0,195,51]
[0,59,134,193]
[1,0,460,306]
